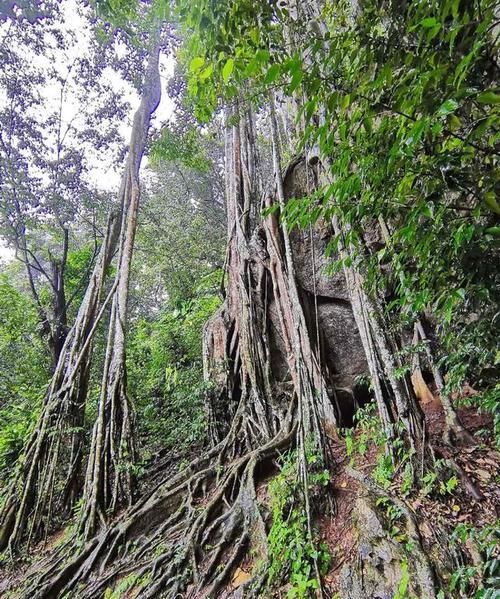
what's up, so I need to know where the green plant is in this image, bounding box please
[372,425,415,491]
[450,522,500,598]
[342,405,413,490]
[393,560,411,599]
[343,403,384,463]
[375,497,409,547]
[127,272,222,454]
[151,127,212,173]
[176,0,499,395]
[266,447,331,598]
[0,275,50,482]
[372,452,396,490]
[400,463,414,497]
[421,459,459,498]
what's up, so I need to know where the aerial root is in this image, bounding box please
[24,421,295,599]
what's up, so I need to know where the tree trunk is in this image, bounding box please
[48,227,69,370]
[0,36,161,554]
[78,37,162,539]
[0,211,120,552]
[14,217,70,372]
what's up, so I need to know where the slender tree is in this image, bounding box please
[79,35,162,538]
[0,3,126,369]
[0,21,161,553]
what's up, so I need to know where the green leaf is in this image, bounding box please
[438,98,458,116]
[264,64,281,84]
[485,226,500,237]
[189,56,205,73]
[484,191,500,215]
[245,58,259,77]
[477,90,500,105]
[288,68,303,92]
[199,64,213,81]
[422,203,434,218]
[222,58,234,84]
[420,17,439,29]
[340,94,351,110]
[448,114,461,131]
[256,49,270,64]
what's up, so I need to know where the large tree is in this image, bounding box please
[2,0,498,597]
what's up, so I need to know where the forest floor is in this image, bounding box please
[0,391,498,598]
[219,390,499,598]
[318,394,499,597]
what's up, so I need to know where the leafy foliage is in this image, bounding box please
[125,140,225,455]
[266,446,331,598]
[0,274,49,478]
[0,2,498,594]
[151,127,212,173]
[128,271,221,452]
[297,0,498,393]
[173,0,499,398]
[393,560,411,599]
[450,522,500,598]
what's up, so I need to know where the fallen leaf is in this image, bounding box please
[232,567,251,588]
[419,521,433,538]
[475,469,491,482]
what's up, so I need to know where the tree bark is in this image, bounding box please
[0,35,161,554]
[78,36,162,539]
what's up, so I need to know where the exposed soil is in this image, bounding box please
[317,391,499,595]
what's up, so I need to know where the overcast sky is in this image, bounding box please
[0,1,175,261]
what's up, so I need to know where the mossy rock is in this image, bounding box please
[339,496,433,599]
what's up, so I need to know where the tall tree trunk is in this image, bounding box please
[78,37,162,539]
[0,211,120,552]
[0,37,161,554]
[49,226,69,370]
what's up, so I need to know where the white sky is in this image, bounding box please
[0,1,175,261]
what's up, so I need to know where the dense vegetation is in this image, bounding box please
[0,1,498,598]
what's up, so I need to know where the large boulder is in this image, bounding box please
[284,158,369,420]
[339,496,436,599]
